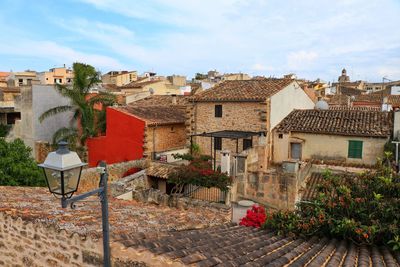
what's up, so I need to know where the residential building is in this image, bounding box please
[117,78,182,96]
[101,70,138,86]
[37,66,73,85]
[188,78,315,168]
[87,95,188,167]
[273,109,393,166]
[221,73,251,81]
[7,85,73,157]
[7,71,38,87]
[0,87,21,125]
[0,72,9,87]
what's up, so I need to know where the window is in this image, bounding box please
[243,139,252,150]
[290,143,302,160]
[214,137,222,150]
[348,140,363,159]
[170,126,175,132]
[278,134,283,139]
[215,105,222,117]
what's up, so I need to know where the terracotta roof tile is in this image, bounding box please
[329,106,381,111]
[274,109,392,138]
[117,224,400,266]
[326,95,350,106]
[133,95,188,107]
[114,105,186,126]
[0,186,229,238]
[192,78,295,102]
[389,95,400,107]
[120,79,164,89]
[146,162,178,179]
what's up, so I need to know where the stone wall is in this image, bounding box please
[0,213,146,267]
[34,140,52,162]
[144,123,186,159]
[188,101,266,162]
[78,160,149,193]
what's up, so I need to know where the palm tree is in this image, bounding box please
[39,62,116,147]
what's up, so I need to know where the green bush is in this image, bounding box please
[0,124,11,137]
[264,165,400,251]
[0,138,45,186]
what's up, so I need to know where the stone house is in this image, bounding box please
[87,95,188,167]
[273,109,393,166]
[187,78,315,168]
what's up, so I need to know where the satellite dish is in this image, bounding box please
[315,100,329,110]
[149,88,154,95]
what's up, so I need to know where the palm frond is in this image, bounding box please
[39,105,73,123]
[52,127,78,145]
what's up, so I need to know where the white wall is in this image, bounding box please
[270,81,315,129]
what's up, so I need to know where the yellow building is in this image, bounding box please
[102,71,137,86]
[273,109,392,166]
[38,66,74,85]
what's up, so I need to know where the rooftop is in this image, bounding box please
[117,224,400,266]
[133,94,188,107]
[192,78,294,102]
[0,186,229,238]
[274,109,392,138]
[114,105,186,126]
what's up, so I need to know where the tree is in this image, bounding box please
[0,138,45,186]
[39,62,116,147]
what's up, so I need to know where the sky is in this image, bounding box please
[0,0,399,82]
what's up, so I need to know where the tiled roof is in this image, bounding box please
[114,105,186,126]
[117,224,400,266]
[192,78,294,102]
[274,109,392,137]
[133,95,188,107]
[329,106,381,111]
[120,79,164,89]
[146,162,178,179]
[389,95,400,107]
[326,95,350,106]
[353,94,383,104]
[0,186,229,238]
[340,87,364,96]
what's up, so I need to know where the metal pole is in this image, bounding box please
[396,143,399,173]
[99,161,111,267]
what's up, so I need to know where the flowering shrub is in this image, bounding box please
[264,161,400,251]
[240,205,267,228]
[168,154,232,191]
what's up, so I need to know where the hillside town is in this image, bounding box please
[1,63,400,266]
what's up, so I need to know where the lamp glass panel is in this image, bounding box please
[44,169,63,195]
[62,167,81,194]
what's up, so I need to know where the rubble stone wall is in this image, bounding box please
[0,213,147,267]
[189,101,266,161]
[78,160,149,193]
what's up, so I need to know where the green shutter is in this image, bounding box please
[348,140,363,159]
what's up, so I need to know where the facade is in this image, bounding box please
[0,72,9,87]
[38,66,73,85]
[7,85,73,156]
[118,79,181,96]
[8,71,38,87]
[188,78,315,168]
[101,71,138,86]
[0,87,21,125]
[273,109,393,166]
[87,96,187,166]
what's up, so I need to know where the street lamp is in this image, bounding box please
[38,141,111,267]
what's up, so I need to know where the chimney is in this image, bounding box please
[171,94,177,105]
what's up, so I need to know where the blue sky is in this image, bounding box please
[0,0,399,82]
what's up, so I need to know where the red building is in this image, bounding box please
[87,101,187,167]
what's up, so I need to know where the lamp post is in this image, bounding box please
[38,141,111,267]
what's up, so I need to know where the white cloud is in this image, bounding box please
[0,40,123,69]
[287,51,318,70]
